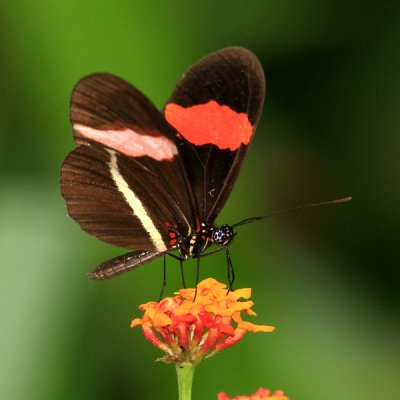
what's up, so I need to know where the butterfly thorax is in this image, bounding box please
[177,223,234,259]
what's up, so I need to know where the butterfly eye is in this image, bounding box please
[212,229,226,244]
[212,227,233,246]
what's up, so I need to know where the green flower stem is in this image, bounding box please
[175,363,195,400]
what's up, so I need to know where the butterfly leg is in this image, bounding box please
[197,246,225,258]
[195,246,235,293]
[194,255,200,301]
[225,246,235,293]
[167,252,187,289]
[158,253,168,301]
[180,259,186,288]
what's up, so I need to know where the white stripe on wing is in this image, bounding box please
[107,149,167,252]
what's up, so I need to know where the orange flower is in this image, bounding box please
[131,278,275,364]
[218,387,288,400]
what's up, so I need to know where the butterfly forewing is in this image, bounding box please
[71,73,169,137]
[164,47,265,223]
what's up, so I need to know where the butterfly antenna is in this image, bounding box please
[231,196,352,228]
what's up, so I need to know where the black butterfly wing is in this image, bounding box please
[163,47,265,224]
[61,74,197,253]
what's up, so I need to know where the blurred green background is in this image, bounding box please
[1,1,399,399]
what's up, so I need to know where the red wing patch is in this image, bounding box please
[165,100,253,151]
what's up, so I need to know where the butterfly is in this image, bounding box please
[60,47,265,283]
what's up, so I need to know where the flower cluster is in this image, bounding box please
[131,278,275,364]
[218,387,288,400]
